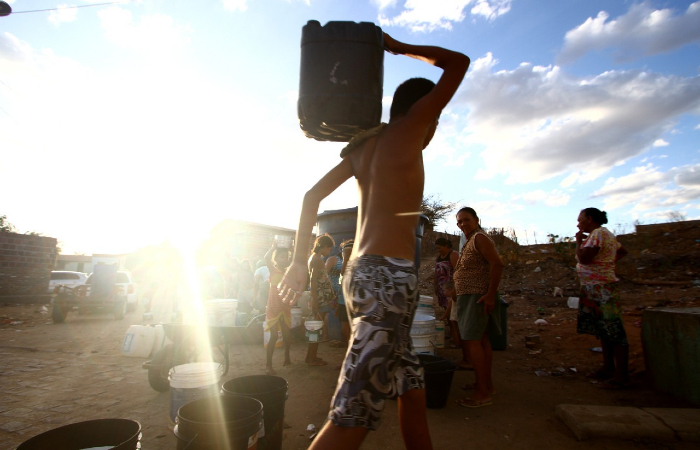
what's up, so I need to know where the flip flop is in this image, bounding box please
[461,383,496,395]
[457,397,492,408]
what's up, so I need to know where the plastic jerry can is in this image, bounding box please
[298,20,384,142]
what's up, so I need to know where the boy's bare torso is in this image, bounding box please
[347,118,427,262]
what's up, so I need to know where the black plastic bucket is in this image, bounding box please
[418,354,457,409]
[174,395,264,450]
[16,418,141,450]
[221,375,289,450]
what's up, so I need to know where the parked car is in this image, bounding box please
[48,271,88,294]
[86,270,138,312]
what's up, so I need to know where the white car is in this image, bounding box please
[48,271,88,293]
[86,270,138,312]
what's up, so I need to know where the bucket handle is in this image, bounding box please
[182,433,199,450]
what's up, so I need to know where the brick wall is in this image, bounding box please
[0,232,58,296]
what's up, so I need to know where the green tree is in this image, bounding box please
[421,195,457,228]
[0,215,17,233]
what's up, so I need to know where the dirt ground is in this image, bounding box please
[1,221,699,449]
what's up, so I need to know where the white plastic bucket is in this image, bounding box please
[411,314,436,336]
[122,325,156,358]
[415,307,435,318]
[263,321,283,349]
[291,307,303,328]
[413,333,435,355]
[418,295,434,309]
[305,320,323,343]
[203,299,238,327]
[275,235,292,248]
[168,362,223,428]
[434,320,445,349]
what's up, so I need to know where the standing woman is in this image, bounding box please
[575,208,629,389]
[307,234,336,366]
[453,207,504,408]
[326,239,353,347]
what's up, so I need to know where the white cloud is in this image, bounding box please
[454,53,700,185]
[512,189,570,207]
[591,163,700,211]
[49,4,77,25]
[558,2,700,64]
[372,0,397,10]
[653,139,669,147]
[98,7,192,55]
[222,0,248,12]
[378,0,510,32]
[470,0,511,21]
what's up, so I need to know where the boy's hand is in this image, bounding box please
[279,262,307,305]
[383,32,401,55]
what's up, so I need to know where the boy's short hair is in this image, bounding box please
[390,77,436,120]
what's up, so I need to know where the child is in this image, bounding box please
[264,242,292,375]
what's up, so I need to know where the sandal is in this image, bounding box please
[462,383,496,395]
[598,379,633,390]
[457,397,492,408]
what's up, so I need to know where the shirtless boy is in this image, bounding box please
[280,33,469,450]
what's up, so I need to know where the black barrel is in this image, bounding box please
[298,20,384,142]
[418,354,457,409]
[222,375,289,450]
[174,395,264,450]
[16,419,141,450]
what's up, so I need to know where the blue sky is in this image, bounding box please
[1,0,699,255]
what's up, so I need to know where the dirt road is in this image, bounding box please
[1,284,697,450]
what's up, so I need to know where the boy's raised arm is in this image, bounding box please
[279,158,353,303]
[384,33,469,124]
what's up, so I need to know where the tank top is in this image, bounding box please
[453,230,494,295]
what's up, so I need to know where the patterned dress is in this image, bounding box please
[576,227,627,345]
[434,252,455,308]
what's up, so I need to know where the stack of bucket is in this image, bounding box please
[410,313,436,355]
[170,374,289,450]
[168,362,224,428]
[416,295,435,317]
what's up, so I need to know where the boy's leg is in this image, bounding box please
[280,317,292,365]
[321,311,329,342]
[398,388,433,450]
[266,322,278,374]
[306,342,325,365]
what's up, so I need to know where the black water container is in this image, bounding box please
[221,375,289,450]
[418,354,457,409]
[16,419,141,450]
[174,395,264,450]
[298,20,384,142]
